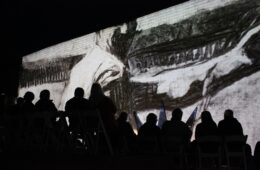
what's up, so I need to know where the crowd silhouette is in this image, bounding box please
[0,82,259,170]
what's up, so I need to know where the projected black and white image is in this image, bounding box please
[19,0,260,149]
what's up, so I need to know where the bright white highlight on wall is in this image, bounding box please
[19,0,260,150]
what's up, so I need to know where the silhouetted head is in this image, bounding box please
[224,109,234,120]
[90,83,103,98]
[40,89,50,100]
[74,87,84,98]
[254,141,260,158]
[171,108,183,121]
[146,113,157,125]
[201,111,213,123]
[23,91,34,102]
[118,112,128,122]
[16,97,24,105]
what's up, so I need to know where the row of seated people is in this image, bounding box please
[119,109,259,169]
[132,109,248,169]
[1,83,260,167]
[137,109,244,149]
[3,83,117,153]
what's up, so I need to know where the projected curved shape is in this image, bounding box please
[19,0,260,149]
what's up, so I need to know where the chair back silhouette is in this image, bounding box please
[162,136,186,169]
[137,135,159,154]
[117,135,132,155]
[71,109,114,155]
[224,135,247,170]
[196,135,222,170]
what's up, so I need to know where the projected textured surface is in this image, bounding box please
[19,0,260,149]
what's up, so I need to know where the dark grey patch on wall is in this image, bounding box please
[19,54,84,87]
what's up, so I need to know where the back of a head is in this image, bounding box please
[224,109,234,120]
[146,113,157,125]
[171,108,183,121]
[90,83,103,98]
[118,112,128,122]
[17,97,24,105]
[254,141,260,158]
[201,110,213,123]
[24,91,34,102]
[74,87,84,98]
[40,89,50,100]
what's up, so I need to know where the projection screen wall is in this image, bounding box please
[19,0,260,149]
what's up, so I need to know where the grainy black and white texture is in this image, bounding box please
[19,0,260,149]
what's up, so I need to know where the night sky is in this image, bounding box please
[1,0,187,96]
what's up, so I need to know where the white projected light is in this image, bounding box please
[19,0,260,149]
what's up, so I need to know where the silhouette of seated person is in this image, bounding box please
[116,111,136,151]
[138,113,161,153]
[34,90,57,130]
[218,109,243,137]
[195,111,219,153]
[88,83,117,133]
[218,109,249,161]
[21,91,35,130]
[17,92,35,151]
[65,87,91,134]
[35,90,57,113]
[195,111,218,139]
[161,108,192,145]
[28,90,58,151]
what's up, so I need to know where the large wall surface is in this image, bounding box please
[19,0,260,149]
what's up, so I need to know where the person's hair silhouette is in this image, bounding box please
[201,111,214,123]
[171,108,183,121]
[39,89,50,100]
[138,113,160,137]
[24,91,34,102]
[161,108,192,144]
[35,89,57,112]
[224,109,233,119]
[146,113,157,125]
[195,110,218,139]
[218,109,244,136]
[118,112,128,123]
[74,87,84,98]
[16,97,24,106]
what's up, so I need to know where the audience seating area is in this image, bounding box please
[0,86,259,170]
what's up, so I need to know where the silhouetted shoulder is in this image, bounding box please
[218,109,244,136]
[35,100,57,112]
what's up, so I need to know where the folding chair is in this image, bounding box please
[196,136,222,170]
[137,135,160,154]
[224,135,247,170]
[161,136,187,170]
